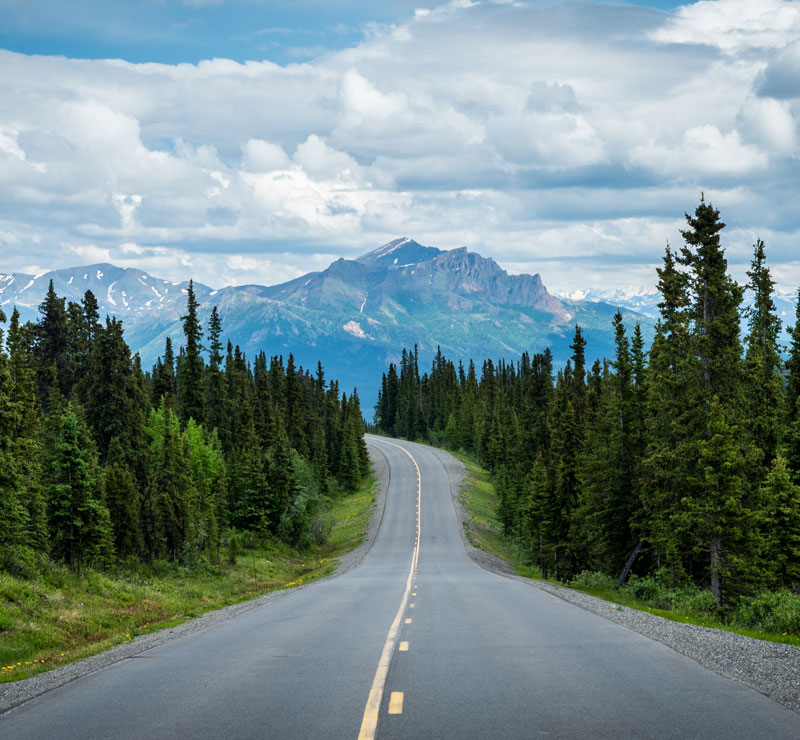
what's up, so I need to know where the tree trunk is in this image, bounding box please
[539,530,547,580]
[710,536,722,609]
[616,540,643,588]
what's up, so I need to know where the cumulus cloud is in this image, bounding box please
[757,39,800,98]
[631,125,769,177]
[241,139,292,172]
[651,0,800,53]
[0,0,799,292]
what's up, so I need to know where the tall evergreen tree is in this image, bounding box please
[103,437,143,559]
[45,404,113,569]
[33,280,71,406]
[744,238,783,470]
[178,280,204,425]
[204,306,225,435]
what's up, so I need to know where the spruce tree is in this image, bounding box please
[786,286,800,422]
[0,308,28,557]
[103,437,143,559]
[5,308,47,552]
[204,306,225,435]
[144,401,194,561]
[45,404,113,569]
[642,245,693,580]
[33,280,70,407]
[676,197,758,605]
[744,239,783,470]
[82,317,146,464]
[761,455,800,587]
[178,280,204,425]
[151,337,176,409]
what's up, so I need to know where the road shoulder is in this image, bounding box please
[429,443,800,714]
[0,448,390,716]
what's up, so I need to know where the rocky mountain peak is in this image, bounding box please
[357,237,443,268]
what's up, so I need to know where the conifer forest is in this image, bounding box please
[0,279,370,575]
[374,198,800,613]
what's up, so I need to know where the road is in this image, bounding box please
[2,435,800,739]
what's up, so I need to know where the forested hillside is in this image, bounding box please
[375,198,800,612]
[0,280,369,575]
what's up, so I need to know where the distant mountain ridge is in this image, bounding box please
[1,239,653,405]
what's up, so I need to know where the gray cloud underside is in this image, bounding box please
[0,0,799,294]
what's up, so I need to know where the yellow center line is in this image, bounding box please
[357,440,422,740]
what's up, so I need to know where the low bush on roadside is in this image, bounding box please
[569,570,616,589]
[729,589,800,636]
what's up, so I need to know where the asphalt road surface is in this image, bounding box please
[3,435,800,739]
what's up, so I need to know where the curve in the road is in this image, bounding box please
[2,435,799,740]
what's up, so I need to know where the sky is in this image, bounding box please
[0,0,798,296]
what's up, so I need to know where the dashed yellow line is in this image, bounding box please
[388,692,404,714]
[405,618,412,624]
[398,641,409,652]
[357,440,422,740]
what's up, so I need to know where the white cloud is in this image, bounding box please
[631,125,768,176]
[69,244,113,263]
[227,254,260,271]
[293,134,365,182]
[242,139,292,172]
[0,126,27,162]
[0,1,799,294]
[738,95,797,153]
[112,193,143,230]
[651,0,800,53]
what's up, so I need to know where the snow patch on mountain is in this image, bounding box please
[343,320,368,339]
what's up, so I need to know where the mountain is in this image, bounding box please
[562,288,662,319]
[0,264,214,362]
[564,285,799,345]
[1,240,653,407]
[356,237,443,267]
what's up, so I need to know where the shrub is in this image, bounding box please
[674,587,718,618]
[570,570,616,589]
[730,589,800,636]
[225,532,241,566]
[624,574,678,609]
[0,545,41,580]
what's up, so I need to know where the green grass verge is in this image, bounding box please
[450,449,800,648]
[0,475,376,683]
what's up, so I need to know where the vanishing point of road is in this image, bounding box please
[2,435,799,739]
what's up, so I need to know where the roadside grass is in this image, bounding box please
[451,450,800,648]
[0,475,376,684]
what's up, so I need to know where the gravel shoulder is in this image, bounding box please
[0,446,390,716]
[428,444,800,714]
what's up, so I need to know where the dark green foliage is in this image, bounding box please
[103,437,143,558]
[178,280,205,425]
[0,278,367,573]
[744,239,783,471]
[374,198,794,609]
[44,404,114,570]
[33,280,71,406]
[762,456,800,587]
[151,337,176,410]
[81,317,147,464]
